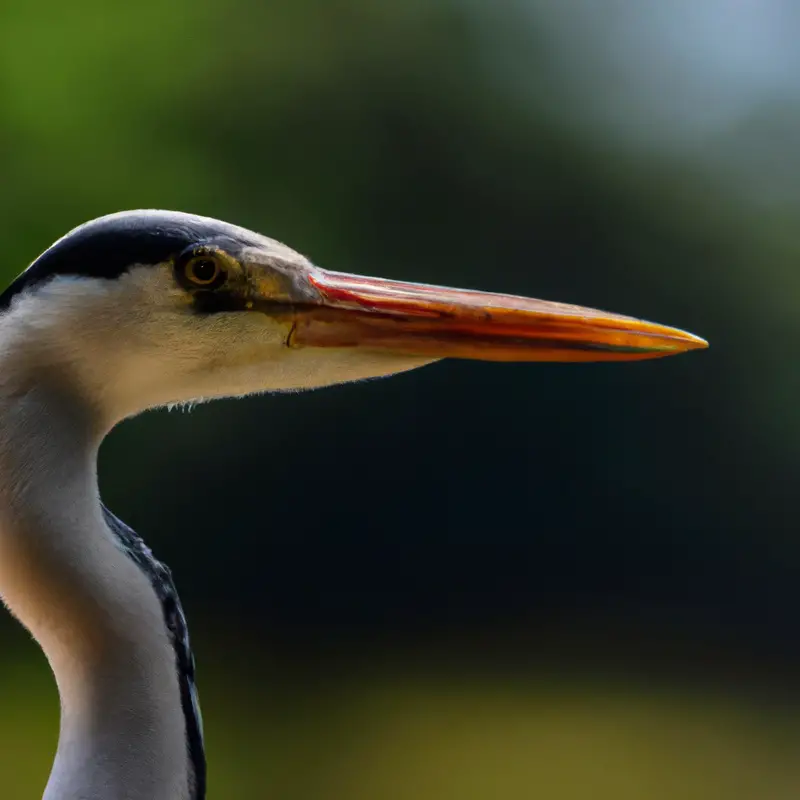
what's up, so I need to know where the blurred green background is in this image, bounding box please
[2,1,800,797]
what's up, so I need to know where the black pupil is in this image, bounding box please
[191,259,217,283]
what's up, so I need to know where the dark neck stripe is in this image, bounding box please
[101,505,206,800]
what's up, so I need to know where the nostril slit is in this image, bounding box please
[286,320,298,348]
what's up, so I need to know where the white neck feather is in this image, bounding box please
[0,327,191,798]
[0,263,434,799]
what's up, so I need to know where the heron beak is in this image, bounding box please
[283,268,708,363]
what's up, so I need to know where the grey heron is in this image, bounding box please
[0,210,707,799]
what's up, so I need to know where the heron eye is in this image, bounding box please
[184,255,224,287]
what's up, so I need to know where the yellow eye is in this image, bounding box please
[184,254,224,287]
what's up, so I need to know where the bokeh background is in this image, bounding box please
[1,1,800,797]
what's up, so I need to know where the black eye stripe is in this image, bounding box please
[190,290,250,314]
[190,291,305,317]
[0,211,262,313]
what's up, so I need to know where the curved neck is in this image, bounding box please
[0,378,192,799]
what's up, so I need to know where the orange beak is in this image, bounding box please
[283,269,707,362]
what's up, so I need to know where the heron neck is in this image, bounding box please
[0,378,191,800]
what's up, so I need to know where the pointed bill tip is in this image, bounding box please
[282,269,709,364]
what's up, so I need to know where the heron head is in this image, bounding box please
[0,210,706,430]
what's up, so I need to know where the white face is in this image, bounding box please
[0,212,704,434]
[0,262,435,430]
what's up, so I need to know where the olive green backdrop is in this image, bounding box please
[1,1,800,797]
